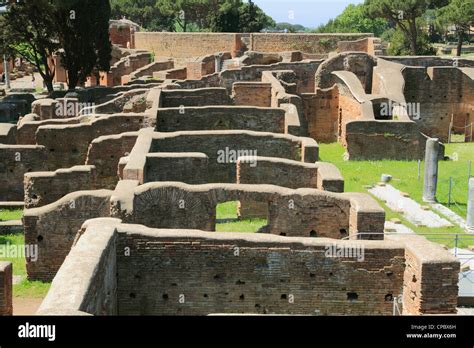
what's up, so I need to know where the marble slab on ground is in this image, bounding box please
[369,184,453,228]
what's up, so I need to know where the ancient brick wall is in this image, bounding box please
[144,153,209,184]
[86,132,140,189]
[402,67,474,142]
[0,262,12,316]
[109,25,134,49]
[23,190,113,281]
[36,114,145,169]
[345,120,425,160]
[121,183,384,239]
[249,33,373,55]
[237,157,343,219]
[0,145,49,201]
[24,165,98,208]
[100,53,152,87]
[129,60,174,80]
[156,106,285,133]
[315,53,376,93]
[151,131,317,183]
[302,86,339,143]
[337,38,369,53]
[117,228,404,315]
[135,32,245,58]
[220,61,320,94]
[186,56,216,80]
[232,82,272,107]
[387,235,459,315]
[153,68,187,80]
[0,124,17,145]
[161,88,232,107]
[37,218,119,316]
[17,117,79,145]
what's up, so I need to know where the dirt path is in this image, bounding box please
[13,297,44,315]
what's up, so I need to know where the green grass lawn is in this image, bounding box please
[0,232,50,298]
[319,142,474,248]
[0,209,23,221]
[216,201,267,233]
[214,143,474,248]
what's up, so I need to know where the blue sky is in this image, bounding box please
[252,0,364,29]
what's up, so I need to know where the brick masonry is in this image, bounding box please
[0,262,12,316]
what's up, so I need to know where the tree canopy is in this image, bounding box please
[110,0,275,33]
[315,4,389,37]
[437,0,474,55]
[54,0,112,90]
[0,0,112,93]
[0,0,59,92]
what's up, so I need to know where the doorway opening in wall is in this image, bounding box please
[448,114,473,143]
[215,201,268,233]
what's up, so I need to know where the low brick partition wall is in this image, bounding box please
[24,165,98,208]
[232,82,272,107]
[160,88,232,107]
[0,123,17,145]
[156,106,286,133]
[345,120,428,160]
[123,129,318,185]
[386,234,460,315]
[144,153,209,184]
[0,262,12,316]
[0,144,49,201]
[135,32,245,58]
[23,190,113,281]
[86,131,140,189]
[22,179,383,282]
[249,33,373,55]
[36,113,146,169]
[16,117,79,145]
[150,130,319,184]
[111,182,384,239]
[38,218,405,316]
[237,156,344,219]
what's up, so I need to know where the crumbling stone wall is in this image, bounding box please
[156,106,285,133]
[219,61,320,94]
[23,190,113,281]
[345,120,426,160]
[100,52,152,87]
[128,60,174,80]
[0,262,12,316]
[16,117,79,145]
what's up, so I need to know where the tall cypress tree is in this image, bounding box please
[54,0,112,90]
